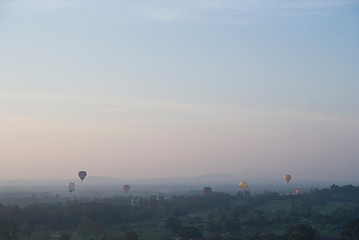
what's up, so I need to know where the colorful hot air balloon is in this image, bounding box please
[67,182,75,193]
[203,187,212,195]
[123,184,130,194]
[239,181,248,191]
[284,174,291,183]
[78,171,87,181]
[296,189,302,194]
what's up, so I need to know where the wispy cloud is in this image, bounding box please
[282,0,358,9]
[2,0,82,12]
[2,92,359,129]
[137,6,183,21]
[5,0,355,28]
[277,0,359,16]
[197,0,359,19]
[102,98,359,128]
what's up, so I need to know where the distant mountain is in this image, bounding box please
[0,168,357,187]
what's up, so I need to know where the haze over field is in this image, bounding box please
[1,0,359,181]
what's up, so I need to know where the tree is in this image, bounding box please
[93,220,107,240]
[177,226,203,239]
[205,221,222,234]
[77,217,93,240]
[77,217,107,240]
[123,230,138,240]
[260,233,276,240]
[224,217,241,232]
[207,232,222,240]
[0,223,20,240]
[59,233,71,240]
[342,219,359,240]
[283,224,318,240]
[245,233,276,240]
[20,223,33,240]
[165,215,182,233]
[289,201,312,217]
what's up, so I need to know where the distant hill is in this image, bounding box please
[0,168,358,187]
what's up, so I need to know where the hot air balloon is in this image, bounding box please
[295,189,302,194]
[67,182,75,193]
[78,171,87,181]
[123,184,130,194]
[203,187,212,195]
[239,181,248,191]
[284,174,291,183]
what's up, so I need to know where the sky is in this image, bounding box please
[1,0,359,181]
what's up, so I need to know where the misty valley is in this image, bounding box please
[1,184,359,240]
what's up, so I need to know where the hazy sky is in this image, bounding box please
[1,0,359,180]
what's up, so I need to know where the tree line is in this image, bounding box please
[0,185,359,239]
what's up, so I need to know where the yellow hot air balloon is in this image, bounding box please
[284,174,291,183]
[239,181,248,191]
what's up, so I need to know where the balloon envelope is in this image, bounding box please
[296,189,302,194]
[203,187,212,195]
[123,184,130,193]
[239,181,248,191]
[78,171,87,181]
[67,182,75,193]
[284,174,291,183]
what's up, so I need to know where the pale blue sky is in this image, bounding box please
[1,0,359,180]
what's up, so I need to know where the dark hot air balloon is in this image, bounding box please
[123,184,130,194]
[78,171,87,181]
[203,187,212,195]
